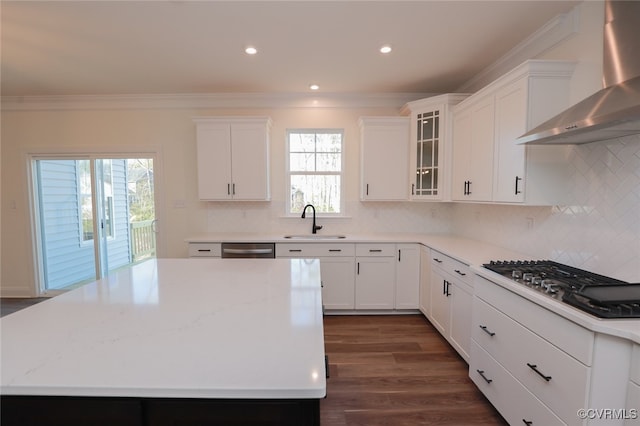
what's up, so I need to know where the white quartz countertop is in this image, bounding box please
[186,232,640,344]
[1,259,326,399]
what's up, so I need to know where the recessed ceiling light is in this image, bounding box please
[309,84,320,91]
[380,45,392,54]
[245,46,258,55]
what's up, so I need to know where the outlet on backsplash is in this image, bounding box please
[525,217,535,230]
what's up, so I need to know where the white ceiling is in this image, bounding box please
[1,1,581,97]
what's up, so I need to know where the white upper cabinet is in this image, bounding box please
[359,117,410,201]
[194,117,271,201]
[451,95,496,202]
[452,60,576,205]
[402,94,469,201]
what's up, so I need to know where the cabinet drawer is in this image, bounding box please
[276,243,355,258]
[188,243,221,257]
[475,276,594,365]
[431,250,471,286]
[470,341,565,426]
[473,296,589,424]
[356,244,395,257]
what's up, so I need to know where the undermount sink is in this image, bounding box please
[284,235,347,239]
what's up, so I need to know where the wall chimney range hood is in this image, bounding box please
[518,0,640,145]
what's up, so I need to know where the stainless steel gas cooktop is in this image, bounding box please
[483,260,640,319]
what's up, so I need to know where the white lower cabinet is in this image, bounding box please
[395,244,420,309]
[418,245,432,317]
[276,243,356,310]
[628,345,640,425]
[470,341,565,426]
[429,249,473,362]
[276,242,420,312]
[355,244,396,310]
[188,243,221,257]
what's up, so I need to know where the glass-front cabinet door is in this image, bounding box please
[415,110,440,197]
[402,94,470,201]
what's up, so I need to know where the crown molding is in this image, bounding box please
[457,7,579,93]
[1,92,433,111]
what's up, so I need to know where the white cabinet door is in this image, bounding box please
[355,257,396,310]
[194,117,271,201]
[230,122,270,200]
[196,122,233,200]
[449,281,472,362]
[395,244,420,309]
[359,117,409,201]
[452,96,495,202]
[493,78,527,203]
[429,267,450,335]
[419,245,432,318]
[320,257,356,310]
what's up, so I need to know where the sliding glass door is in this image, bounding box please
[32,156,156,293]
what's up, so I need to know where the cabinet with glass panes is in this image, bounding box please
[401,94,469,201]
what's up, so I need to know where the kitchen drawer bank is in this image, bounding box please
[472,271,640,426]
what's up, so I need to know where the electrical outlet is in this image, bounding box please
[526,217,535,229]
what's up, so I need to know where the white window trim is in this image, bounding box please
[285,128,346,217]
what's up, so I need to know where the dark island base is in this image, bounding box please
[1,395,321,426]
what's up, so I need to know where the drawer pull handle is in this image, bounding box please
[526,363,552,381]
[369,249,383,252]
[476,369,492,384]
[454,269,466,276]
[328,249,342,252]
[522,420,533,426]
[197,249,211,252]
[479,325,496,337]
[433,258,443,263]
[289,249,303,252]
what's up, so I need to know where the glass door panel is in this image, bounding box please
[33,157,156,294]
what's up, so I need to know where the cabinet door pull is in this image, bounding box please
[328,249,342,252]
[357,262,360,275]
[443,280,447,295]
[476,369,493,384]
[398,249,401,262]
[467,181,472,195]
[433,258,443,263]
[366,183,369,196]
[515,176,522,195]
[445,280,451,297]
[522,420,533,426]
[197,249,211,252]
[232,183,236,195]
[479,325,496,337]
[227,183,231,195]
[288,249,303,253]
[526,363,552,381]
[454,269,466,276]
[411,183,415,195]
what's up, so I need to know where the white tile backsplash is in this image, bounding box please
[451,134,640,282]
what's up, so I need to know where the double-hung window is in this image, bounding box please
[287,129,344,215]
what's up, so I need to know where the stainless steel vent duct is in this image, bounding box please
[518,0,640,145]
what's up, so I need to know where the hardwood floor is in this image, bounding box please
[321,315,507,426]
[0,297,49,317]
[1,300,506,425]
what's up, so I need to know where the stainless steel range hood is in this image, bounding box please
[518,0,640,145]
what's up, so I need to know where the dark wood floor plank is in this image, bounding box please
[321,315,507,426]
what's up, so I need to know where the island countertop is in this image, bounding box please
[0,258,326,399]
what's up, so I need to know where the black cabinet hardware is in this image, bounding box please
[357,262,360,275]
[411,183,415,195]
[479,325,496,337]
[454,269,466,276]
[328,249,342,252]
[366,183,369,196]
[398,250,401,262]
[227,183,231,195]
[515,176,522,195]
[526,363,552,381]
[369,249,382,252]
[522,420,533,426]
[289,249,303,252]
[433,258,443,263]
[197,249,211,252]
[476,369,493,384]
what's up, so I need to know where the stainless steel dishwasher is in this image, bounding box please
[220,242,276,258]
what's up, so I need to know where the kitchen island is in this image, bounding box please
[1,258,326,425]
